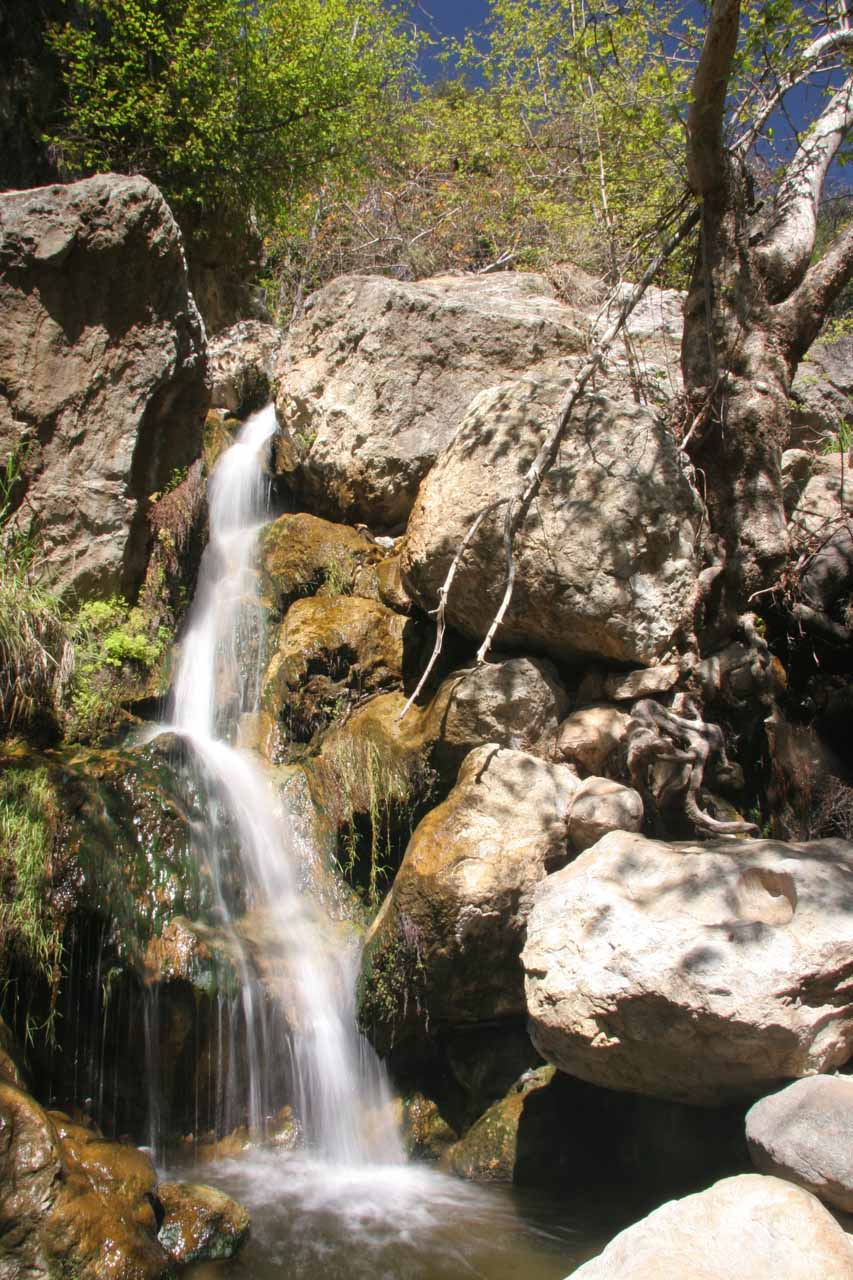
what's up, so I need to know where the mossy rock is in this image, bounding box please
[262,596,417,744]
[305,693,438,910]
[259,512,380,619]
[156,1180,250,1264]
[399,1091,458,1161]
[442,1066,556,1182]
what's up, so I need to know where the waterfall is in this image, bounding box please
[159,403,400,1166]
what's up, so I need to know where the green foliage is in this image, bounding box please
[47,0,420,225]
[0,766,64,1040]
[320,552,356,599]
[0,448,71,737]
[67,597,171,742]
[822,418,852,455]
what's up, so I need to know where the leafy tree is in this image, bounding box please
[47,0,418,226]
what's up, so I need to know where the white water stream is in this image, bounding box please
[159,404,400,1165]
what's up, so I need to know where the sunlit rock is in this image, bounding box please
[524,831,853,1104]
[0,174,207,599]
[568,1173,853,1279]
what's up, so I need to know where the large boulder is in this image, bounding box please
[569,1174,853,1279]
[0,1082,169,1279]
[358,745,578,1052]
[401,376,703,666]
[0,174,208,599]
[746,1076,853,1213]
[423,656,570,772]
[273,272,587,529]
[523,831,853,1104]
[789,335,853,448]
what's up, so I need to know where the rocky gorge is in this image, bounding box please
[1,171,853,1279]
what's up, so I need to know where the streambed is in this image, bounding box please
[180,1151,632,1279]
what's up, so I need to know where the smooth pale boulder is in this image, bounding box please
[358,746,578,1052]
[567,776,644,853]
[746,1076,853,1213]
[555,705,632,775]
[523,831,853,1104]
[0,174,207,599]
[274,272,587,528]
[402,376,703,666]
[568,1174,853,1279]
[424,656,570,771]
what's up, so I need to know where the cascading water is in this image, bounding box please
[157,403,400,1165]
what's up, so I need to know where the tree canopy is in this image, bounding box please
[47,0,418,224]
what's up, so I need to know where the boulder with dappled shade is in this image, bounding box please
[523,830,853,1104]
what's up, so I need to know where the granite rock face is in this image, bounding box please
[402,377,703,666]
[523,831,853,1104]
[0,174,208,599]
[746,1076,853,1213]
[274,272,587,529]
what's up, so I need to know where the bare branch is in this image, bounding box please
[397,499,508,719]
[756,73,853,299]
[733,28,853,155]
[686,0,741,199]
[776,220,853,365]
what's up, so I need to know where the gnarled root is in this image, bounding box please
[626,695,758,837]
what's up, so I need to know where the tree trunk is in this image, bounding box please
[682,164,792,608]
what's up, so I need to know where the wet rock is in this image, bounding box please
[0,1081,62,1273]
[274,272,587,528]
[567,776,644,853]
[358,746,578,1052]
[402,378,702,666]
[156,1181,250,1264]
[569,1173,853,1279]
[262,596,415,743]
[0,1082,168,1280]
[400,1093,458,1162]
[208,319,281,415]
[523,831,853,1104]
[555,704,632,776]
[746,1076,853,1213]
[423,657,569,774]
[0,1015,28,1089]
[259,512,378,618]
[0,174,207,599]
[442,1066,557,1183]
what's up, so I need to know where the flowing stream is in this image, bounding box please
[155,404,619,1277]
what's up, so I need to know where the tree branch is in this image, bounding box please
[776,219,853,366]
[686,0,740,199]
[756,73,853,299]
[733,28,853,156]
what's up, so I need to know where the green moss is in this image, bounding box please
[66,597,172,743]
[356,910,426,1049]
[0,765,64,1037]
